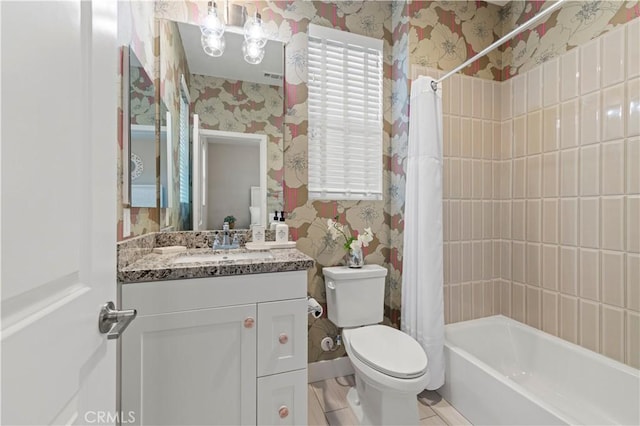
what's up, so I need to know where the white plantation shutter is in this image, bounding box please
[308,24,383,200]
[179,90,189,204]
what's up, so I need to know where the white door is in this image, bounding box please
[192,114,203,230]
[1,1,119,424]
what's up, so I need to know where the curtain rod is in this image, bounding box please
[430,0,568,91]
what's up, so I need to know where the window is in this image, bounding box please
[307,24,383,200]
[179,76,190,204]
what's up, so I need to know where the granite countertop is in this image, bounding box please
[118,247,315,284]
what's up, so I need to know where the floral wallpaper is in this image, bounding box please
[190,75,285,218]
[159,18,192,231]
[129,65,155,125]
[499,0,639,78]
[407,0,639,82]
[409,1,504,80]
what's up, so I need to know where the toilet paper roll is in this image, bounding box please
[307,297,323,319]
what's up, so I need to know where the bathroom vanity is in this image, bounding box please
[117,233,314,425]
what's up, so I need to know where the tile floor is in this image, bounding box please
[308,376,471,426]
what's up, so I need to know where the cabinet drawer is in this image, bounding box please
[257,369,307,426]
[257,298,307,376]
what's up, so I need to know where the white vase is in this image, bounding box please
[346,246,364,268]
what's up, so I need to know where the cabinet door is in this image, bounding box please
[257,299,307,376]
[257,369,307,426]
[122,304,257,425]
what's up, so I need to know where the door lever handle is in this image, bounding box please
[99,301,137,340]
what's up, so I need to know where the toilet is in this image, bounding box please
[323,265,429,425]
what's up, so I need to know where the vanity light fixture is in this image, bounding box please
[201,1,225,38]
[242,39,265,64]
[200,1,268,64]
[201,1,225,57]
[201,32,226,57]
[243,12,266,47]
[242,11,266,64]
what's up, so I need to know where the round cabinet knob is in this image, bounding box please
[278,406,289,419]
[244,317,255,328]
[278,333,288,344]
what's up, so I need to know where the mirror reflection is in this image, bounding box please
[159,101,169,210]
[129,51,157,208]
[159,18,285,231]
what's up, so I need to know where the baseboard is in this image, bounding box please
[308,357,355,383]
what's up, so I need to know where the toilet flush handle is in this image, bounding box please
[326,280,335,290]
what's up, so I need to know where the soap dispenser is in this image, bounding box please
[270,211,279,231]
[275,211,289,243]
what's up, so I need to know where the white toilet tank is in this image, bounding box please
[323,265,388,328]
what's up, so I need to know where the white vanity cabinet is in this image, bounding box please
[120,270,308,426]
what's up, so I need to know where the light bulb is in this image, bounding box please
[242,40,264,65]
[202,33,225,57]
[201,2,225,38]
[243,14,266,48]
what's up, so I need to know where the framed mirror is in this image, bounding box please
[126,49,157,209]
[159,17,285,231]
[160,100,172,233]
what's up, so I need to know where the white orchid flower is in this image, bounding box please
[326,218,374,253]
[349,239,363,251]
[358,227,374,247]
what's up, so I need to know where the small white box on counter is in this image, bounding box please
[275,223,289,243]
[252,225,265,243]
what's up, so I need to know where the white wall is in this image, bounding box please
[207,143,260,229]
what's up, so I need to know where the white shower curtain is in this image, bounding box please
[401,76,445,390]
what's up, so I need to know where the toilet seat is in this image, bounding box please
[344,325,428,379]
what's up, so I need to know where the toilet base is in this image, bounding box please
[347,372,421,425]
[346,387,364,422]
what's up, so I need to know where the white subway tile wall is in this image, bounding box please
[414,65,503,328]
[560,49,579,101]
[426,19,639,369]
[579,38,601,95]
[601,27,625,89]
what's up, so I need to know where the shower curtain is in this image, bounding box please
[401,76,444,390]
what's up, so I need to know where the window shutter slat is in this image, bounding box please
[179,94,189,204]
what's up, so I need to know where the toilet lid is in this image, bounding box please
[348,325,428,379]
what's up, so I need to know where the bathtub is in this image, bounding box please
[439,315,640,425]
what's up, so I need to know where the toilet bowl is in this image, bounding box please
[323,265,430,425]
[342,325,429,425]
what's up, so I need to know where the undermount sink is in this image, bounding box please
[171,251,274,264]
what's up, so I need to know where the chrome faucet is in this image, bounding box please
[212,222,239,250]
[222,222,231,246]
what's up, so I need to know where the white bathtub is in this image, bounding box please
[439,315,640,425]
